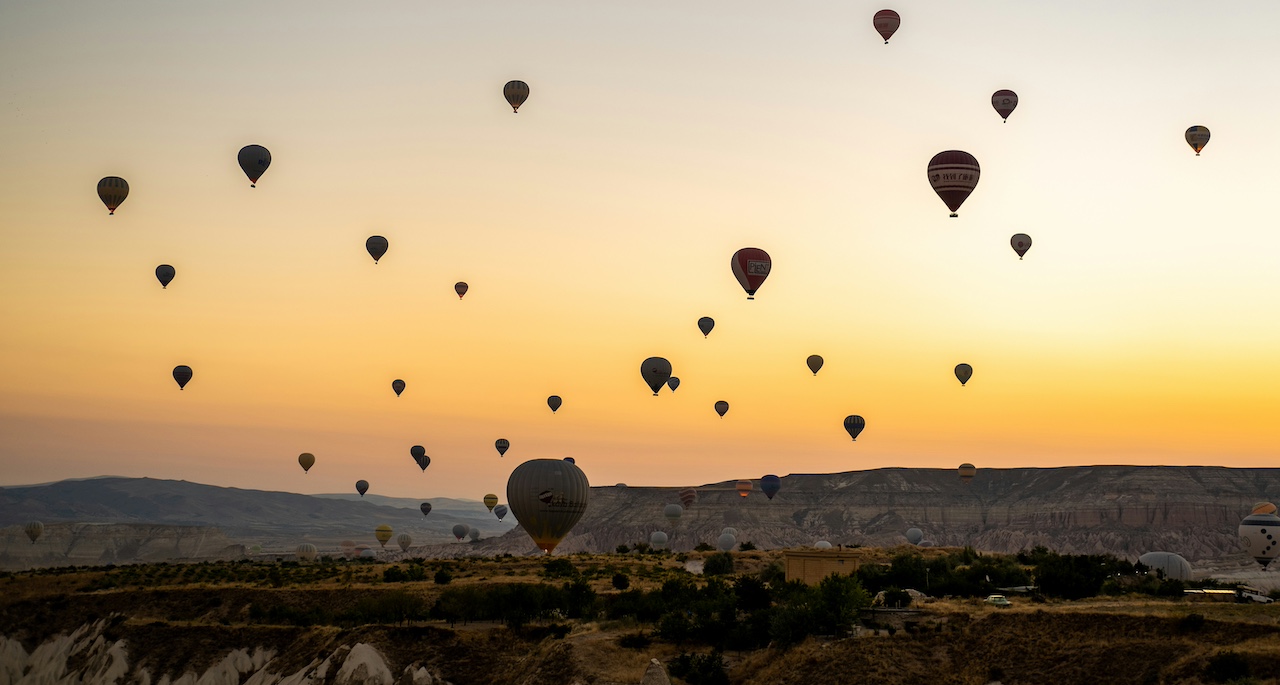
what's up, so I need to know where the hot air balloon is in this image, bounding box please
[731,248,772,300]
[375,524,393,548]
[392,379,405,396]
[396,533,412,552]
[722,527,738,537]
[359,548,377,559]
[873,9,900,43]
[1254,502,1278,515]
[649,531,669,550]
[452,524,470,541]
[296,543,318,561]
[927,151,980,217]
[504,80,530,112]
[714,401,729,418]
[24,521,43,544]
[484,494,499,512]
[616,483,628,491]
[455,282,468,299]
[237,145,271,187]
[97,177,129,215]
[698,317,715,337]
[815,541,833,550]
[1011,234,1032,259]
[906,528,924,545]
[547,395,562,413]
[1240,508,1280,569]
[410,445,430,472]
[760,475,781,500]
[495,439,510,457]
[717,533,736,552]
[298,452,315,473]
[564,457,575,464]
[955,363,973,386]
[155,265,175,289]
[506,458,590,554]
[172,365,193,390]
[958,463,977,483]
[641,357,673,396]
[1137,552,1192,581]
[494,504,508,520]
[991,90,1018,122]
[679,488,698,509]
[664,504,683,523]
[844,415,866,441]
[356,480,370,497]
[340,540,356,558]
[735,480,752,498]
[468,528,481,542]
[1186,126,1210,156]
[667,377,681,392]
[806,355,824,376]
[420,502,432,516]
[366,236,389,263]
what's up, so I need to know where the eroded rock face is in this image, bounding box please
[639,658,671,685]
[0,524,242,571]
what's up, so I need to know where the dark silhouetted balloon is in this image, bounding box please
[24,521,43,544]
[172,365,192,390]
[452,524,469,541]
[410,445,430,471]
[237,145,271,187]
[563,457,575,464]
[1011,234,1032,259]
[760,474,781,500]
[298,452,315,473]
[664,503,683,522]
[714,400,729,418]
[468,528,480,542]
[366,236,388,263]
[844,415,866,441]
[991,90,1018,122]
[392,379,405,396]
[454,282,468,299]
[1186,126,1210,156]
[641,357,673,396]
[958,463,977,483]
[927,151,980,217]
[155,265,175,289]
[731,247,772,299]
[806,355,824,376]
[873,9,900,43]
[504,80,530,112]
[547,395,562,413]
[649,531,668,550]
[906,527,924,545]
[420,502,432,516]
[484,494,499,511]
[97,177,128,215]
[356,480,370,496]
[698,317,715,337]
[494,504,508,520]
[495,438,510,457]
[667,377,680,392]
[506,458,590,554]
[955,363,973,386]
[717,532,736,552]
[735,480,752,498]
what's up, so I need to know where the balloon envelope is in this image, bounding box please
[504,80,530,112]
[420,502,432,516]
[760,475,781,500]
[396,533,412,552]
[667,377,680,392]
[484,494,499,512]
[97,177,128,214]
[806,355,824,375]
[715,400,729,417]
[722,527,738,537]
[991,90,1018,121]
[649,531,668,550]
[375,524,393,547]
[927,151,980,217]
[717,533,736,552]
[452,524,470,541]
[1011,234,1032,259]
[237,145,271,186]
[679,488,698,509]
[873,9,900,43]
[506,458,590,554]
[356,480,369,496]
[958,463,977,483]
[1239,512,1280,568]
[24,521,43,544]
[664,504,683,522]
[295,543,318,561]
[844,415,866,441]
[410,445,430,471]
[494,504,508,520]
[366,236,389,263]
[359,548,377,558]
[955,363,973,386]
[298,452,315,473]
[172,365,193,390]
[455,282,468,299]
[906,528,924,545]
[468,528,481,541]
[731,248,772,299]
[155,265,175,289]
[392,379,405,396]
[735,480,752,498]
[1253,502,1278,515]
[1137,552,1192,581]
[815,541,832,550]
[547,395,562,413]
[495,439,510,457]
[698,317,715,337]
[641,357,673,395]
[1186,126,1210,155]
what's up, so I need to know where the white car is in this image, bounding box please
[985,594,1011,607]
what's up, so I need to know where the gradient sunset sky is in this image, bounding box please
[2,2,1278,500]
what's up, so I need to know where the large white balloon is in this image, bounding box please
[1239,510,1280,568]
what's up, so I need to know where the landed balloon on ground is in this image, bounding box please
[410,445,430,471]
[955,363,973,386]
[649,531,669,550]
[667,377,680,392]
[295,543,317,561]
[172,365,193,390]
[24,521,43,544]
[806,355,824,375]
[155,265,175,289]
[495,438,510,457]
[698,317,715,337]
[1137,551,1192,581]
[547,395,562,413]
[484,494,499,512]
[359,548,377,559]
[375,525,393,548]
[991,90,1018,122]
[760,475,781,500]
[873,9,900,43]
[958,463,977,483]
[731,248,772,300]
[664,504,683,522]
[392,379,405,396]
[927,151,980,217]
[97,177,128,215]
[1239,509,1280,568]
[844,415,866,441]
[815,541,832,550]
[717,533,736,552]
[356,480,369,497]
[420,502,432,516]
[1186,126,1210,156]
[237,145,271,187]
[715,400,729,418]
[641,357,673,396]
[504,80,530,112]
[1011,234,1032,259]
[906,528,924,545]
[298,452,315,473]
[454,282,468,299]
[494,504,508,520]
[452,524,470,541]
[366,236,389,263]
[506,458,590,554]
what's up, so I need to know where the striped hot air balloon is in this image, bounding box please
[991,90,1018,122]
[873,9,900,43]
[97,177,128,214]
[504,80,530,112]
[927,151,980,217]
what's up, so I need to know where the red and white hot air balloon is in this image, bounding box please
[731,248,771,300]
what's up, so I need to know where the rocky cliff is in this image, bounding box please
[0,523,242,571]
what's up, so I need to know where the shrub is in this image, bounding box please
[668,652,729,685]
[434,569,453,585]
[694,543,715,552]
[658,611,694,644]
[616,544,631,554]
[618,631,651,649]
[612,573,631,590]
[738,542,757,551]
[1177,613,1206,633]
[543,558,577,579]
[1205,651,1250,682]
[703,553,735,577]
[882,587,911,608]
